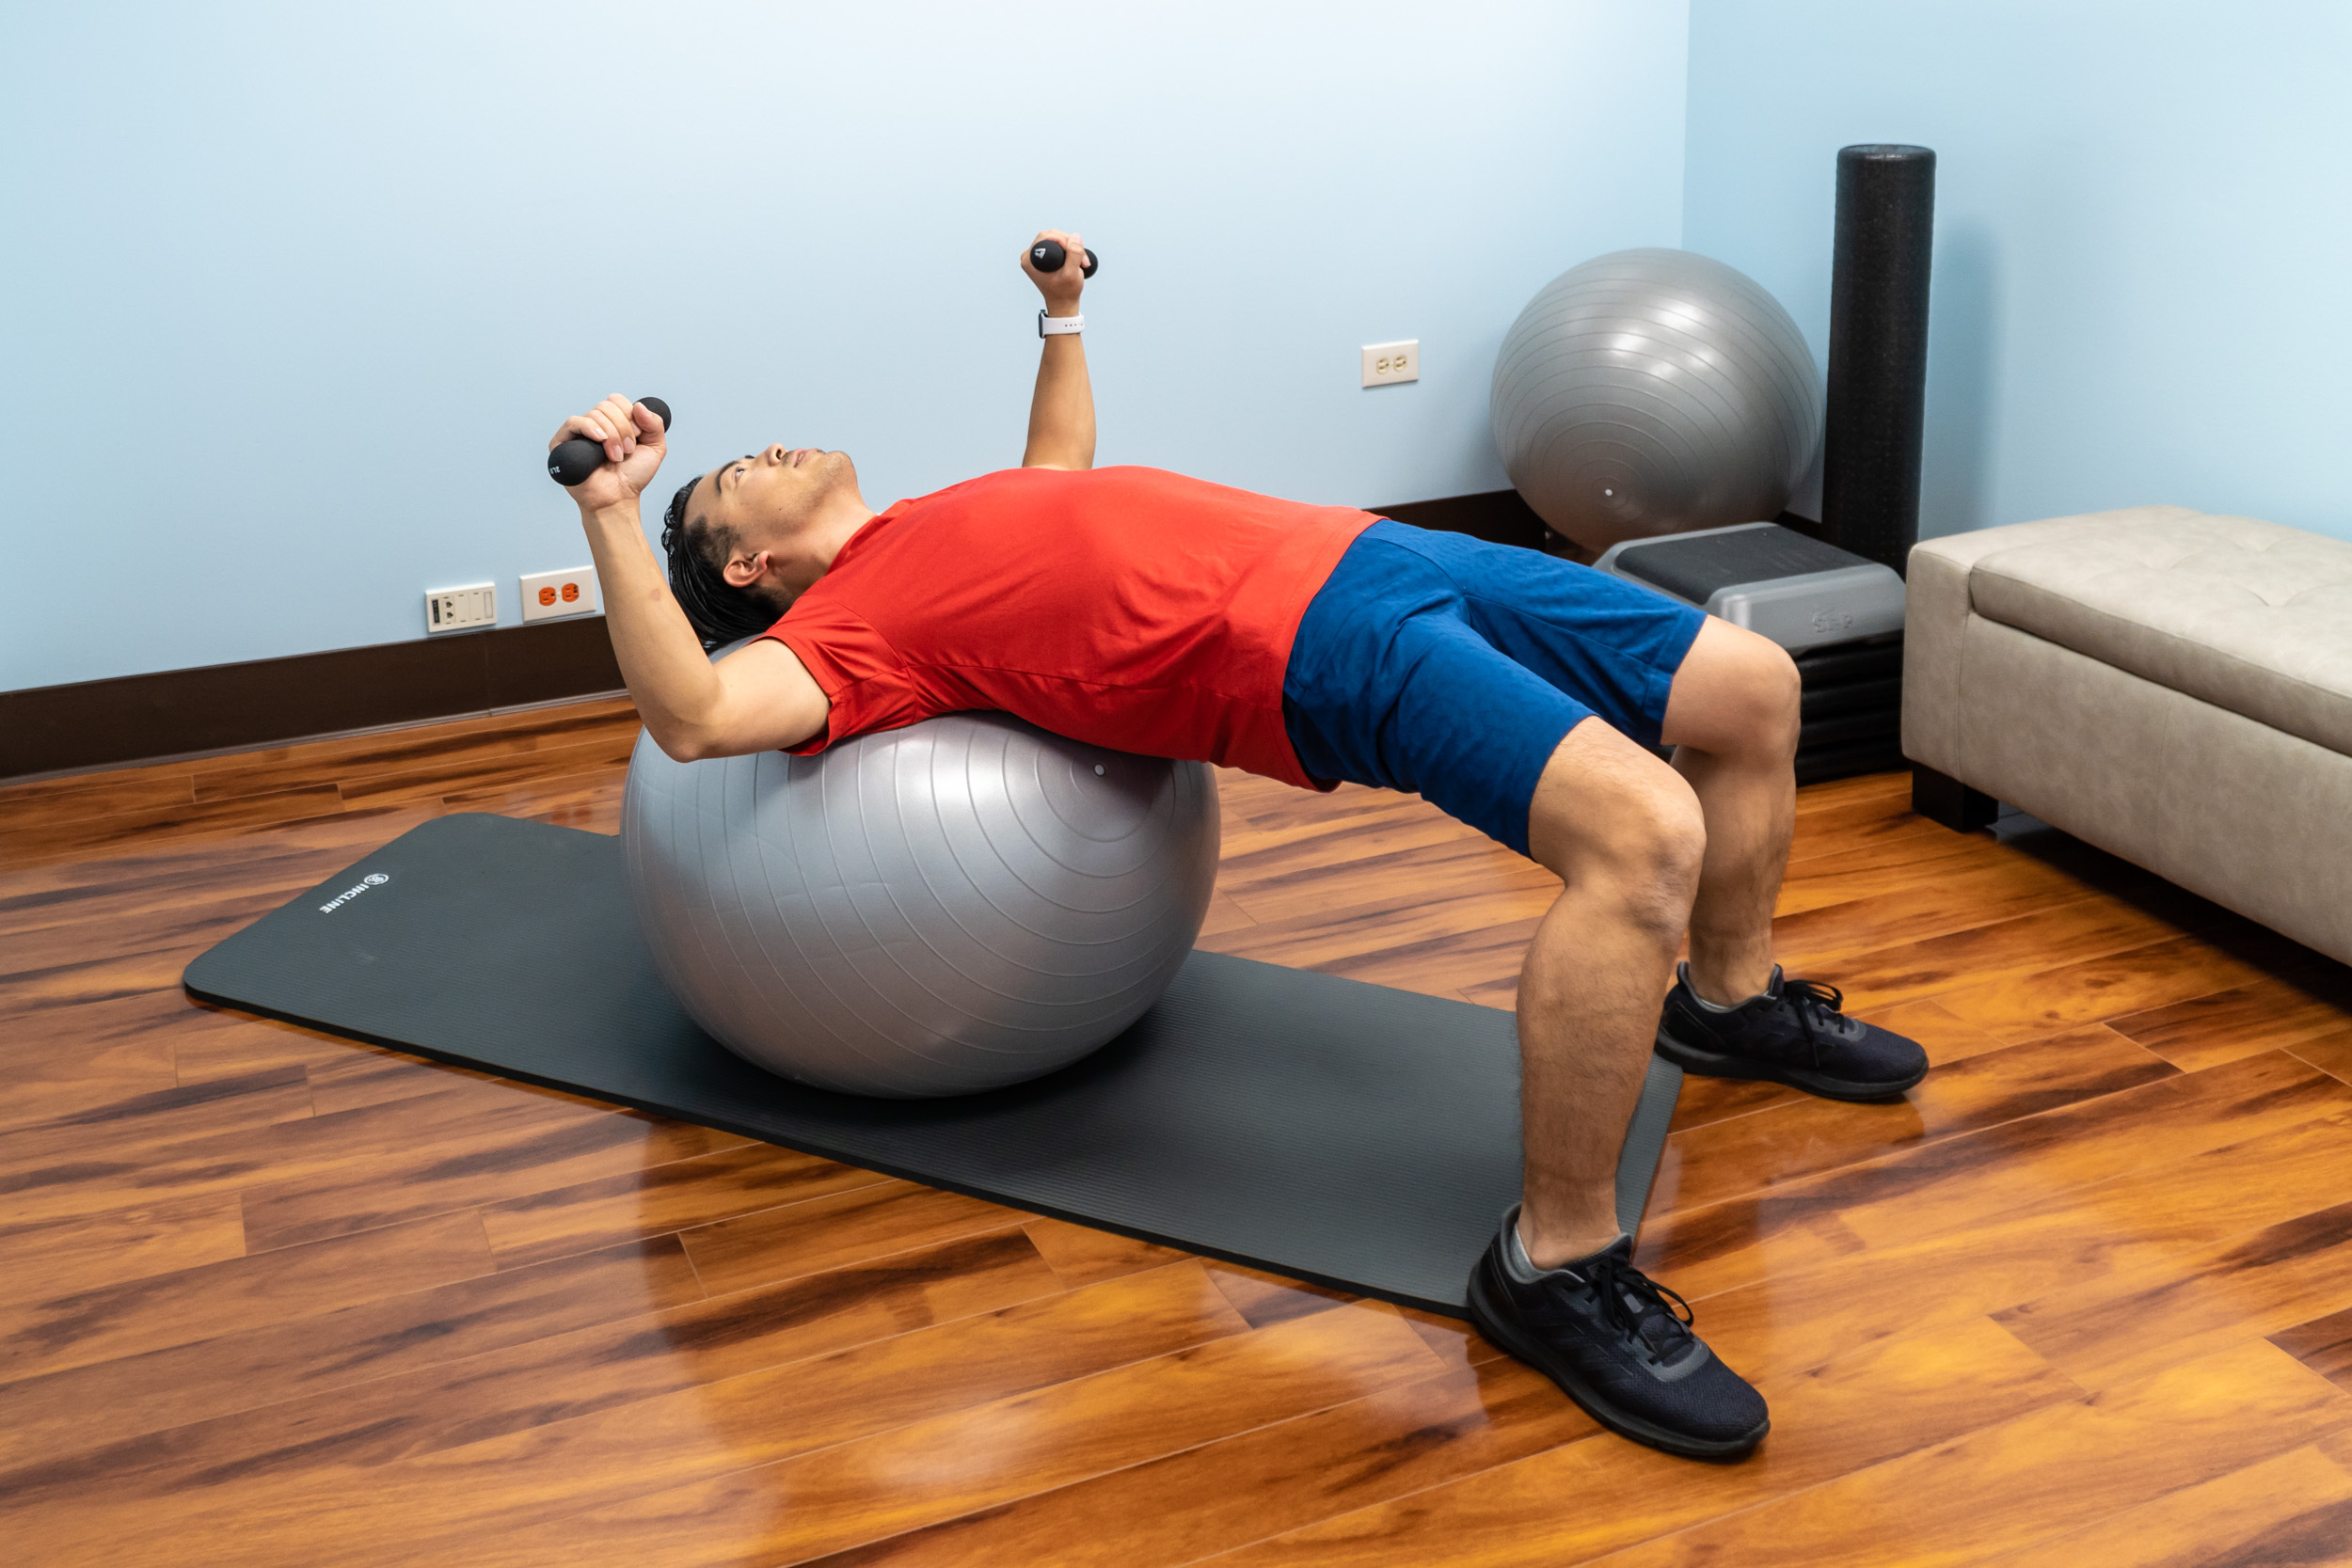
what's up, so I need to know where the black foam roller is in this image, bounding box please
[1822,145,1934,575]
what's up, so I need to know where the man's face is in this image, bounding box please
[696,444,858,562]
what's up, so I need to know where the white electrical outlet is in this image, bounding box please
[1360,340,1420,388]
[424,582,497,634]
[520,564,601,624]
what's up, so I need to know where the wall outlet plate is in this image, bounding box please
[520,564,601,624]
[425,582,497,634]
[1360,340,1419,388]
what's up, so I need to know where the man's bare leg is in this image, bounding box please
[1514,621,1800,1268]
[1470,619,1788,1460]
[1516,718,1706,1268]
[1647,616,1926,1102]
[1661,618,1803,1006]
[1483,618,1858,1461]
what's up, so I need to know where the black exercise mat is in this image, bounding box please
[183,814,1681,1314]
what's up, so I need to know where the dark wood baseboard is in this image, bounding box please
[0,616,624,782]
[2,488,1562,783]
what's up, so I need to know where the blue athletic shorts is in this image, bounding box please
[1281,521,1707,857]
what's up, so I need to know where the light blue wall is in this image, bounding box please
[0,1,1691,691]
[1683,0,2352,545]
[14,3,2349,693]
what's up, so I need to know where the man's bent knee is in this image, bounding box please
[1610,776,1707,923]
[1528,721,1706,922]
[1661,620,1800,762]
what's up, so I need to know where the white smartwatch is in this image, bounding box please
[1038,310,1085,338]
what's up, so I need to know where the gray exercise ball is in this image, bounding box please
[622,710,1219,1098]
[1490,247,1823,554]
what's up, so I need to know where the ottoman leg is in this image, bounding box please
[1912,763,1999,832]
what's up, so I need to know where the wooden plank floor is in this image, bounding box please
[7,696,2352,1566]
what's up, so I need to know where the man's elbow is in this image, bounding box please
[648,720,730,764]
[643,675,826,762]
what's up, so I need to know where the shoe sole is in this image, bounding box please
[1465,1261,1767,1463]
[1654,1024,1927,1102]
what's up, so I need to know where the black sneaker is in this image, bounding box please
[1656,963,1929,1101]
[1465,1208,1768,1460]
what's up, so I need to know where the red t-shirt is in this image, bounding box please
[759,466,1373,788]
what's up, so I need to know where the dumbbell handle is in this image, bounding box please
[548,396,673,486]
[1029,240,1098,279]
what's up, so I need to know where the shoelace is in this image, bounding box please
[1585,1252,1696,1363]
[1781,976,1849,1067]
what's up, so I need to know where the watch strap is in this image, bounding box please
[1038,310,1085,338]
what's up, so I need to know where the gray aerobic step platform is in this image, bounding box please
[1595,520,1906,653]
[183,813,1683,1315]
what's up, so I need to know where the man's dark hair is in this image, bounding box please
[660,475,780,649]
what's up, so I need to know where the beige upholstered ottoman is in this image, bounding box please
[1903,506,2352,965]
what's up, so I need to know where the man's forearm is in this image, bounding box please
[1023,330,1095,469]
[578,502,730,752]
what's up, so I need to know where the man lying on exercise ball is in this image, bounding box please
[550,229,1928,1462]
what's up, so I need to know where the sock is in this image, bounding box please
[1505,1213,1627,1283]
[1680,960,1776,1013]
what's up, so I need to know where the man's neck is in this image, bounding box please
[777,493,878,596]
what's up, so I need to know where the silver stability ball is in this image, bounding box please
[622,710,1219,1098]
[1490,247,1823,555]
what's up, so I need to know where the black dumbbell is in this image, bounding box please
[1029,240,1098,278]
[548,397,673,486]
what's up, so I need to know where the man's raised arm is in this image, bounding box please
[1020,229,1095,470]
[552,396,830,762]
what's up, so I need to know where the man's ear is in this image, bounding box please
[721,549,770,590]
